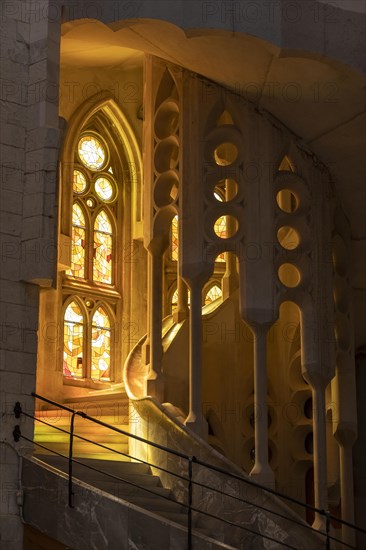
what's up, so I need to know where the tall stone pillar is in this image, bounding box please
[184,282,208,437]
[146,237,169,400]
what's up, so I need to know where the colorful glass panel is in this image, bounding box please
[63,301,84,378]
[214,216,226,262]
[91,307,111,381]
[205,285,222,305]
[171,215,178,261]
[67,203,86,278]
[78,135,106,170]
[95,177,114,201]
[73,170,87,194]
[93,211,113,284]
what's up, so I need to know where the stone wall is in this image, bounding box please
[0,2,61,548]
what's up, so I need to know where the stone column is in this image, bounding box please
[173,274,189,322]
[185,282,208,438]
[249,325,275,485]
[141,254,151,365]
[146,238,168,400]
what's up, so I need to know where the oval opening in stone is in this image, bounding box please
[276,189,298,213]
[154,138,179,173]
[214,215,238,239]
[277,226,300,250]
[278,263,301,288]
[153,171,179,207]
[154,101,179,140]
[214,142,238,166]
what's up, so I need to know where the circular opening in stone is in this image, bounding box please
[86,198,95,208]
[278,263,301,288]
[214,142,238,166]
[277,226,300,250]
[214,179,238,202]
[154,101,179,140]
[214,215,238,239]
[78,134,107,171]
[154,138,179,173]
[276,189,298,213]
[94,177,115,202]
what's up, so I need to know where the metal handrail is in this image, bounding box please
[13,393,365,549]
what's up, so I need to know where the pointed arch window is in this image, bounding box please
[91,307,111,381]
[93,210,113,284]
[68,203,86,279]
[204,284,222,305]
[63,301,84,378]
[62,128,121,384]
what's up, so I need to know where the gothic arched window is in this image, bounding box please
[62,129,121,383]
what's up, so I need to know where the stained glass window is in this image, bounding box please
[171,215,178,261]
[73,170,87,194]
[93,211,113,284]
[91,307,111,381]
[95,177,114,201]
[63,301,84,378]
[214,216,226,262]
[68,203,86,278]
[205,285,222,305]
[63,125,123,383]
[213,192,226,262]
[78,134,106,170]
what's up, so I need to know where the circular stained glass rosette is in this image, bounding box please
[94,177,115,202]
[78,135,106,170]
[73,170,87,194]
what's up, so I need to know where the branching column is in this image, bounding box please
[174,273,189,322]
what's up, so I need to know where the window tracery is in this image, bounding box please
[62,129,120,383]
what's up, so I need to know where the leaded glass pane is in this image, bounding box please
[63,301,84,378]
[93,211,113,284]
[91,307,111,381]
[78,135,106,170]
[73,170,87,194]
[67,203,86,278]
[95,177,114,201]
[205,285,222,305]
[171,215,178,261]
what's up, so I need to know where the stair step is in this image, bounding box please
[36,455,151,472]
[34,433,129,444]
[159,511,189,526]
[127,495,185,513]
[92,481,169,499]
[34,416,130,427]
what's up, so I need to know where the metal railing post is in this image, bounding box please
[325,510,330,550]
[188,457,194,550]
[68,412,76,508]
